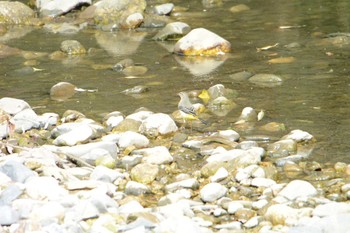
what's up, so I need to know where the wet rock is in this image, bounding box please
[44,22,86,34]
[130,163,159,184]
[229,70,254,81]
[117,131,149,148]
[37,0,92,17]
[238,107,257,122]
[122,85,149,95]
[125,181,150,195]
[0,97,31,115]
[0,2,35,25]
[282,129,315,143]
[278,180,317,201]
[267,139,297,158]
[92,0,146,28]
[95,30,147,56]
[200,182,227,202]
[133,146,173,165]
[248,74,283,87]
[174,28,231,56]
[259,122,286,132]
[122,66,148,76]
[50,82,76,101]
[236,141,259,150]
[112,58,134,71]
[230,4,250,13]
[60,40,86,55]
[120,12,144,29]
[153,3,174,15]
[153,22,190,41]
[139,113,178,136]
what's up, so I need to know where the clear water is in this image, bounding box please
[1,0,350,162]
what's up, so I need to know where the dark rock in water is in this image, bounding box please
[122,85,149,95]
[229,71,254,81]
[60,40,86,55]
[50,82,76,101]
[112,58,134,71]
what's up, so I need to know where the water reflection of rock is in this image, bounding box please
[174,55,227,77]
[0,26,33,43]
[95,30,147,56]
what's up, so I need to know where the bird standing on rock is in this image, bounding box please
[177,91,207,124]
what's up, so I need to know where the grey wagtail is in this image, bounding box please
[178,92,207,124]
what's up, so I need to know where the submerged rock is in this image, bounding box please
[153,22,191,41]
[50,82,76,101]
[174,28,231,56]
[248,74,283,87]
[60,40,86,55]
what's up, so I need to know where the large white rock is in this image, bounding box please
[200,182,227,202]
[282,129,314,142]
[0,97,30,115]
[117,131,149,148]
[133,146,173,165]
[278,180,317,201]
[139,113,178,136]
[37,0,92,16]
[174,28,231,56]
[25,176,68,200]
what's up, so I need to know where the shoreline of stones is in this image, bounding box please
[1,95,350,233]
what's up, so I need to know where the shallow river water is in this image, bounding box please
[1,0,350,162]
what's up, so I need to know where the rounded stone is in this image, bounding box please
[200,182,227,202]
[130,163,159,184]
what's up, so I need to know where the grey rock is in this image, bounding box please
[165,178,200,192]
[60,40,86,55]
[116,155,143,169]
[133,146,173,165]
[0,97,31,115]
[0,160,36,183]
[90,165,124,183]
[0,184,23,205]
[153,22,190,41]
[125,181,151,195]
[13,108,40,133]
[248,74,283,87]
[154,3,174,15]
[0,205,19,225]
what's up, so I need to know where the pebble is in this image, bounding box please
[133,146,173,165]
[130,163,159,184]
[277,180,317,201]
[200,182,227,202]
